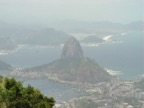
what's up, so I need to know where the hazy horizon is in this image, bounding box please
[0,0,144,25]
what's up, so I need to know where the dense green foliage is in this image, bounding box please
[0,76,55,108]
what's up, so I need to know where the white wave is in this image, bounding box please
[0,52,9,55]
[105,68,123,76]
[0,45,23,55]
[102,35,113,41]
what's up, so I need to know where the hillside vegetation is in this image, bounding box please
[0,76,55,108]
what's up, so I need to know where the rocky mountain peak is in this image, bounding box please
[61,37,83,58]
[16,37,111,84]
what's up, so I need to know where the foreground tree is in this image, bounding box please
[0,76,55,108]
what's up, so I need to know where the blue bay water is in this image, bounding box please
[0,31,144,102]
[85,32,144,79]
[1,32,143,79]
[17,78,87,103]
[0,32,144,78]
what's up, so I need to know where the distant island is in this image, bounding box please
[12,37,112,85]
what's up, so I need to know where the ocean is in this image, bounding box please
[0,31,144,102]
[0,31,143,79]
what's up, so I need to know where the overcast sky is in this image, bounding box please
[0,0,143,24]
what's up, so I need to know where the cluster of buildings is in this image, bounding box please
[54,77,144,108]
[125,89,144,100]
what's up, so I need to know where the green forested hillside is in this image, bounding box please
[0,76,55,108]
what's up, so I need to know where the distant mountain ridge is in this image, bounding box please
[23,28,71,46]
[48,20,144,33]
[0,21,70,47]
[0,20,143,51]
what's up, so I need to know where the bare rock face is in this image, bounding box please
[61,37,83,58]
